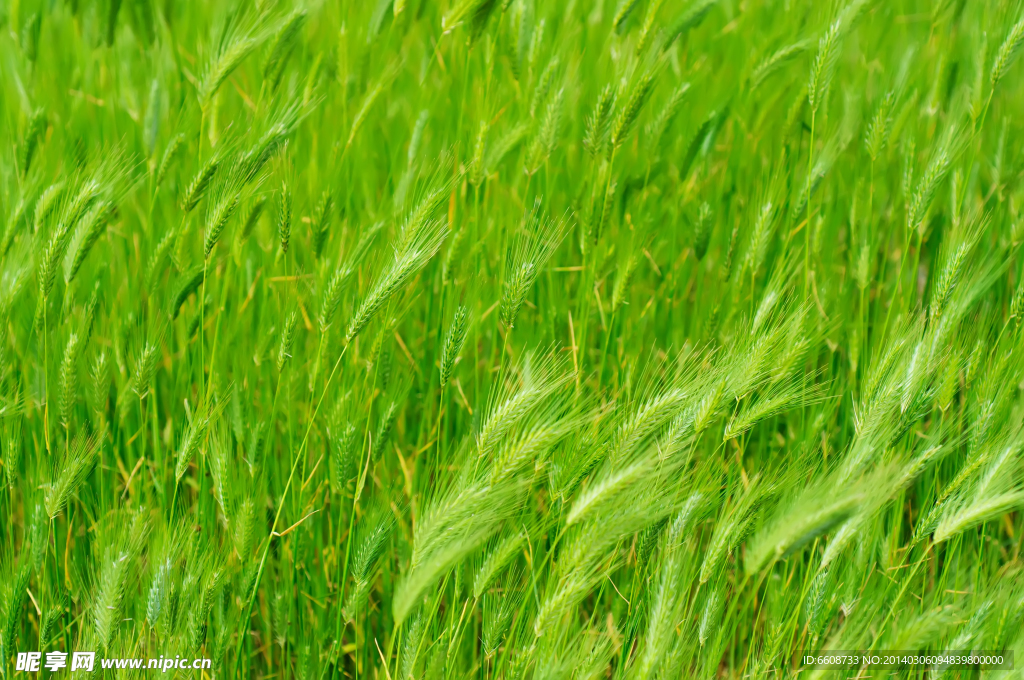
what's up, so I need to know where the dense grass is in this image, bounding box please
[2,0,1024,677]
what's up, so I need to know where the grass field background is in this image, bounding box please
[2,0,1024,677]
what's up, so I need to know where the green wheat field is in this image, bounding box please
[2,0,1024,677]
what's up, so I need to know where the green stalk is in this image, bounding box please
[235,341,350,679]
[804,108,815,303]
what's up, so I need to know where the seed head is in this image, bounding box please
[59,333,81,428]
[66,202,114,284]
[469,121,489,187]
[330,422,358,493]
[750,41,810,91]
[238,196,267,244]
[175,410,209,482]
[346,220,447,343]
[693,202,713,261]
[263,11,308,88]
[311,190,334,259]
[34,182,65,231]
[612,0,642,31]
[90,352,110,415]
[808,18,842,114]
[133,341,159,399]
[155,134,185,192]
[930,242,970,323]
[500,262,535,330]
[612,255,639,313]
[440,305,469,388]
[525,88,564,176]
[991,16,1024,90]
[278,183,292,253]
[204,192,240,258]
[610,71,655,150]
[198,24,263,107]
[20,109,46,176]
[583,84,616,157]
[181,158,220,213]
[169,265,206,319]
[864,90,896,162]
[319,267,352,333]
[277,312,298,371]
[1010,279,1024,324]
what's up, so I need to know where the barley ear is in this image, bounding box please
[45,433,99,519]
[583,85,615,157]
[263,11,308,89]
[59,333,81,429]
[864,90,896,162]
[132,341,159,399]
[750,41,810,91]
[155,133,185,192]
[612,0,642,32]
[929,242,971,323]
[277,311,298,371]
[169,264,206,319]
[345,220,447,343]
[693,202,713,261]
[1009,278,1024,324]
[808,18,842,114]
[204,192,241,258]
[278,182,292,253]
[311,190,334,259]
[181,157,221,213]
[318,267,351,333]
[525,88,564,176]
[238,195,267,245]
[440,305,469,388]
[0,562,31,660]
[610,71,656,151]
[66,202,114,284]
[991,16,1024,91]
[20,108,47,176]
[198,21,264,108]
[175,406,210,482]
